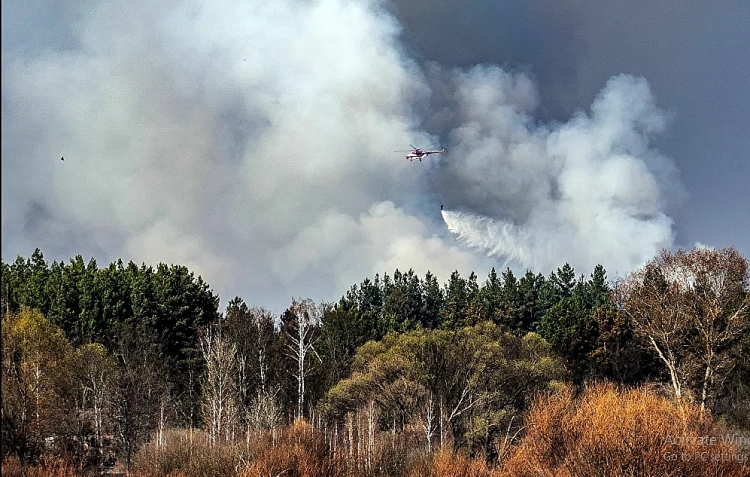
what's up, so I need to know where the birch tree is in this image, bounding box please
[71,343,116,462]
[617,247,749,410]
[199,325,240,444]
[680,247,748,411]
[281,298,321,420]
[616,254,691,400]
[223,300,276,416]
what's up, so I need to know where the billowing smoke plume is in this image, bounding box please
[436,70,682,275]
[2,0,683,310]
[1,0,488,310]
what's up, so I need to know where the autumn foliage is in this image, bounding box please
[116,384,750,477]
[501,383,748,477]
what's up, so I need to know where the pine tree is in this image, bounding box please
[421,271,444,329]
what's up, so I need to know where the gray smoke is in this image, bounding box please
[2,0,684,310]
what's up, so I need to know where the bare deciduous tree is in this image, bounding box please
[224,304,276,408]
[681,247,749,411]
[111,324,167,473]
[617,247,749,410]
[250,307,275,397]
[616,254,691,400]
[199,325,240,445]
[71,343,116,462]
[246,390,282,431]
[282,298,321,420]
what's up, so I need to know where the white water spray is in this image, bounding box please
[441,210,533,266]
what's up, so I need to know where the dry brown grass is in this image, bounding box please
[406,449,497,477]
[130,428,242,477]
[118,385,749,477]
[1,455,91,477]
[129,420,342,477]
[500,382,748,477]
[129,419,496,477]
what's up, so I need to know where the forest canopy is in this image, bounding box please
[2,247,748,475]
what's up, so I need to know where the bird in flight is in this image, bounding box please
[61,157,64,161]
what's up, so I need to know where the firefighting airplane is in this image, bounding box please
[397,144,447,161]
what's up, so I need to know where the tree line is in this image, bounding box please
[1,246,748,473]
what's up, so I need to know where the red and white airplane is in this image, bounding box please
[398,144,447,161]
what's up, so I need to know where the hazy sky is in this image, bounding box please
[3,0,748,312]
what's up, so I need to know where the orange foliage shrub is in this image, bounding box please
[406,449,497,477]
[1,455,90,477]
[239,418,340,477]
[500,383,748,477]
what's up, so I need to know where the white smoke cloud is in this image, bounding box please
[439,71,682,275]
[272,201,484,299]
[1,0,486,310]
[2,0,683,311]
